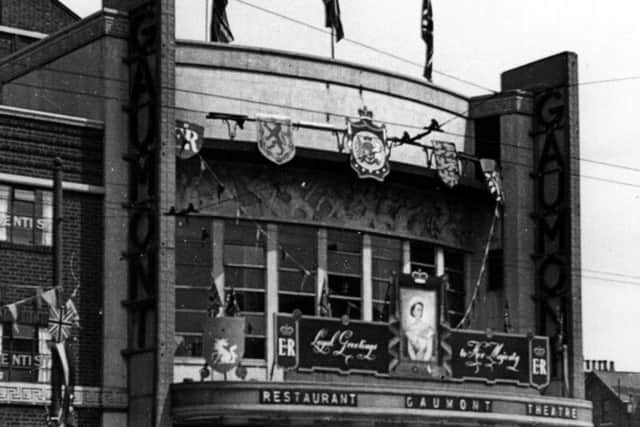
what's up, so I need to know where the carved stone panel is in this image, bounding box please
[177,159,472,248]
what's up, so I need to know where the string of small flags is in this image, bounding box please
[196,153,314,282]
[190,109,505,201]
[1,254,81,335]
[455,202,501,329]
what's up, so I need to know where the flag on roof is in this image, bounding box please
[210,0,234,43]
[421,0,434,80]
[323,0,344,41]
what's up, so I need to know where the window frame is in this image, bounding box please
[0,323,51,383]
[0,184,53,247]
[174,217,467,366]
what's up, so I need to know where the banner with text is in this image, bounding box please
[449,329,550,389]
[275,314,391,375]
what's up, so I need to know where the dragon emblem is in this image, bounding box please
[211,338,239,365]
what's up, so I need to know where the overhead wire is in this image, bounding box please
[7,62,640,179]
[231,0,499,94]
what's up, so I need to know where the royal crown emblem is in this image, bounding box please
[347,107,390,181]
[279,324,295,337]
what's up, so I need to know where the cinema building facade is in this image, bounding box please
[0,1,590,426]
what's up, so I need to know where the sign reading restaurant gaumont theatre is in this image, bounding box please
[274,312,550,389]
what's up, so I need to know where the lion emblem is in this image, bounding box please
[355,133,383,166]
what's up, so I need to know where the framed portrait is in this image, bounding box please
[400,286,438,363]
[390,272,443,378]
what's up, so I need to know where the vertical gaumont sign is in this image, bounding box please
[275,314,550,389]
[275,314,391,375]
[449,330,550,389]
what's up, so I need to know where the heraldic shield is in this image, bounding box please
[256,114,295,165]
[202,316,246,374]
[347,111,390,181]
[431,140,460,188]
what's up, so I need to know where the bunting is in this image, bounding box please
[224,287,241,317]
[210,0,234,43]
[48,340,75,427]
[318,278,332,317]
[208,275,223,318]
[41,289,57,309]
[431,140,460,187]
[480,158,504,204]
[6,303,18,334]
[48,300,80,343]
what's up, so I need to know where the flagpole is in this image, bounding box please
[50,157,64,425]
[205,0,211,41]
[330,27,335,59]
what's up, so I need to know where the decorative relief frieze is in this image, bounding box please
[0,382,127,409]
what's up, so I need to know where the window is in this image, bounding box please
[278,225,316,315]
[224,220,266,359]
[327,229,362,318]
[487,249,504,291]
[474,116,501,161]
[173,218,467,363]
[444,249,466,327]
[371,235,402,321]
[0,185,53,246]
[410,241,436,276]
[0,324,51,383]
[175,217,212,357]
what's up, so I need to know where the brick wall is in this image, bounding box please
[586,373,632,427]
[0,113,104,425]
[0,0,79,35]
[0,115,103,186]
[0,406,103,426]
[0,195,104,387]
[0,407,49,425]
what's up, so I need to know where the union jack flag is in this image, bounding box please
[48,300,79,343]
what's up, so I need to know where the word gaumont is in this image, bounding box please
[405,395,493,412]
[260,389,358,407]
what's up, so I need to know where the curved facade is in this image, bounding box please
[0,4,588,427]
[171,42,588,426]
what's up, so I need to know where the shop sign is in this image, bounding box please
[0,215,50,231]
[405,394,493,412]
[0,352,48,368]
[525,403,578,420]
[259,389,358,407]
[275,314,391,375]
[450,329,550,389]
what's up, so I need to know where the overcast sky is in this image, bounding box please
[63,0,640,371]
